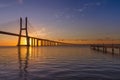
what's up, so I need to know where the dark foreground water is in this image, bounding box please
[0,46,120,80]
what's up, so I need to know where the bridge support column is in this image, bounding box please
[43,40,45,46]
[59,43,61,46]
[37,39,39,47]
[45,40,47,46]
[41,40,43,46]
[34,38,36,46]
[49,41,51,46]
[46,41,48,46]
[47,41,50,46]
[57,43,59,46]
[51,42,53,46]
[17,17,30,46]
[54,42,56,46]
[31,38,34,46]
[47,41,49,46]
[38,40,40,46]
[58,42,60,46]
[52,42,54,46]
[55,42,57,46]
[53,42,55,46]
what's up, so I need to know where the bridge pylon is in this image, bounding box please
[17,17,30,46]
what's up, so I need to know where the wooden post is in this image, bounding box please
[112,44,114,54]
[103,44,105,52]
[97,46,99,51]
[104,47,107,53]
[119,48,120,54]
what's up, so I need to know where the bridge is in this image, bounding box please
[0,17,71,46]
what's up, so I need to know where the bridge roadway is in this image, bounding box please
[0,31,68,46]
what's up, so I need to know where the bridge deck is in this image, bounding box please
[0,31,57,42]
[0,30,70,46]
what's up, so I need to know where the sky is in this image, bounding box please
[0,0,120,45]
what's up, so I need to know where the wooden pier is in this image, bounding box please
[90,44,120,54]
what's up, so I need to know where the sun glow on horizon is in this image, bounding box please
[20,38,26,45]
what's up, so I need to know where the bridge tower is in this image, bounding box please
[17,17,30,46]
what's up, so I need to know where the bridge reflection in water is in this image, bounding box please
[17,46,44,80]
[18,47,30,80]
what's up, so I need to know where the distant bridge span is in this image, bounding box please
[0,30,69,46]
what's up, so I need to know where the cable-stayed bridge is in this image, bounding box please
[0,17,71,46]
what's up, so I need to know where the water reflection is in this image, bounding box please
[18,47,30,80]
[0,46,120,80]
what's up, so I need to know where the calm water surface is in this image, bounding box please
[0,46,120,80]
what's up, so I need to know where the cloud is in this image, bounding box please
[76,2,102,13]
[77,9,83,12]
[0,0,24,9]
[0,0,24,8]
[0,4,11,8]
[17,0,24,4]
[96,2,101,6]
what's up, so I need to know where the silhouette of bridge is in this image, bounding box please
[0,17,71,46]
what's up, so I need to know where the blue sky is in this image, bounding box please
[0,0,120,40]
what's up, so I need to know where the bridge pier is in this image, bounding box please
[49,41,51,46]
[58,42,61,46]
[38,40,41,46]
[44,40,46,46]
[52,42,54,46]
[49,41,52,46]
[47,40,50,46]
[31,38,33,46]
[55,42,57,46]
[18,17,30,46]
[37,39,39,47]
[57,42,59,46]
[41,40,43,46]
[33,38,36,46]
[46,40,49,46]
[47,41,50,46]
